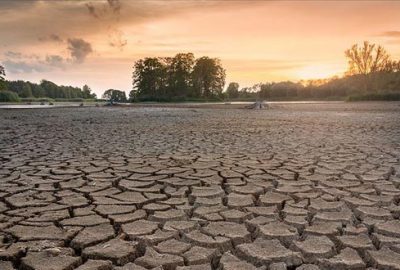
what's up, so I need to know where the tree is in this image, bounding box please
[383,60,400,73]
[40,80,59,98]
[7,80,31,97]
[259,83,272,99]
[82,85,96,99]
[132,57,168,100]
[28,82,45,97]
[102,89,127,102]
[345,41,391,76]
[226,82,239,99]
[0,65,7,90]
[0,65,5,81]
[192,57,225,98]
[0,91,20,102]
[20,83,33,98]
[167,53,195,97]
[345,41,392,91]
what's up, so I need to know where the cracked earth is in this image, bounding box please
[0,102,400,270]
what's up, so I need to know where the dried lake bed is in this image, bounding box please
[0,102,400,270]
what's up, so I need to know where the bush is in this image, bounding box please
[347,92,400,101]
[0,91,20,102]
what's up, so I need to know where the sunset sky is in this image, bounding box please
[1,0,400,96]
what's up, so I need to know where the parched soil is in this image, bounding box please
[0,102,400,270]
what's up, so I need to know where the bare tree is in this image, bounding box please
[345,41,392,91]
[383,60,400,73]
[345,41,390,75]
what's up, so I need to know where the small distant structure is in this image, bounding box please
[246,100,269,109]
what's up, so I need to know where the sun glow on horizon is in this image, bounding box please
[293,64,345,81]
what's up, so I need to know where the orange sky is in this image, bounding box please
[1,0,400,96]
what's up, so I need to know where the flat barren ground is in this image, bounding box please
[1,102,400,270]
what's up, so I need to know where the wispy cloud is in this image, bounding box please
[85,0,127,50]
[38,34,63,43]
[380,31,400,37]
[3,60,48,74]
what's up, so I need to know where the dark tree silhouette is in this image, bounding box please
[167,53,195,97]
[0,65,5,81]
[102,89,127,102]
[132,57,168,101]
[82,85,97,99]
[192,57,225,98]
[132,53,225,101]
[226,82,239,99]
[0,65,6,90]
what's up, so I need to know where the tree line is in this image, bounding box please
[226,41,400,101]
[130,53,226,101]
[0,76,97,101]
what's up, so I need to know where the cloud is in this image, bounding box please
[108,0,121,15]
[85,3,98,18]
[380,31,400,37]
[38,34,63,43]
[378,31,400,44]
[2,37,93,74]
[45,55,65,68]
[85,0,127,49]
[108,29,127,49]
[67,38,93,63]
[85,0,121,19]
[3,59,48,74]
[4,51,23,59]
[3,51,65,74]
[0,0,255,51]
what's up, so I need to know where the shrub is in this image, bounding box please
[0,91,20,102]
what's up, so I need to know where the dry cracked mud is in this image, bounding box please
[0,102,400,270]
